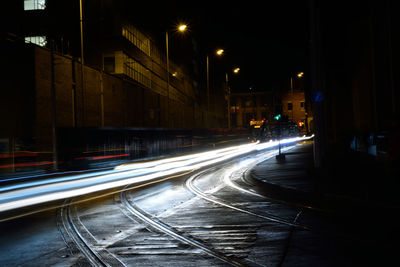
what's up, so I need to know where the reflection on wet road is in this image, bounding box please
[58,145,305,266]
[0,136,310,215]
[2,136,375,266]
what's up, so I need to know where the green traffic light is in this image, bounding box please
[274,114,281,120]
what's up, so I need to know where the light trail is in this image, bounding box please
[0,136,313,213]
[222,151,282,198]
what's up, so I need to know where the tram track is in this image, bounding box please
[184,146,309,230]
[185,168,307,230]
[2,137,386,267]
[54,143,318,267]
[213,145,375,246]
[59,200,109,266]
[119,187,249,267]
[58,200,125,267]
[114,145,306,266]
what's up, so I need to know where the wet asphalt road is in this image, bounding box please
[0,144,395,266]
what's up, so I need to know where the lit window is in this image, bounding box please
[121,25,150,56]
[122,53,151,87]
[24,0,46,10]
[25,36,47,47]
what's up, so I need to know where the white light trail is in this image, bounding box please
[0,136,313,213]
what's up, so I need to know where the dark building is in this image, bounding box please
[2,0,228,129]
[229,91,277,128]
[1,0,228,172]
[309,1,400,165]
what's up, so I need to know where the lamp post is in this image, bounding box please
[290,72,304,93]
[79,0,85,126]
[206,49,224,127]
[289,72,304,121]
[226,67,240,129]
[165,24,187,127]
[206,54,209,125]
[275,114,285,161]
[165,31,170,127]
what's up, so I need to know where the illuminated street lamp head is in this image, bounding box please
[297,72,304,78]
[178,24,187,32]
[233,67,240,74]
[216,49,224,56]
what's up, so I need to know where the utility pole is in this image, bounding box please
[79,0,86,126]
[71,57,77,127]
[50,40,58,170]
[206,54,210,128]
[226,72,231,129]
[166,31,170,127]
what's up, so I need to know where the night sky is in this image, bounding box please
[130,1,309,93]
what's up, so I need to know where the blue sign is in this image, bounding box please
[312,91,323,103]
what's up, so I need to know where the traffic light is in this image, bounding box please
[274,114,281,120]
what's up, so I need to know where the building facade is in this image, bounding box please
[229,92,276,128]
[3,0,229,129]
[281,90,312,134]
[1,0,228,172]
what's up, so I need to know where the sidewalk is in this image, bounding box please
[248,141,399,265]
[252,142,315,194]
[249,140,400,211]
[248,141,331,212]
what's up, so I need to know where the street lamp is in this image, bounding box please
[165,24,187,127]
[178,24,187,32]
[79,0,85,126]
[226,67,240,129]
[289,72,304,122]
[206,48,225,127]
[290,71,304,94]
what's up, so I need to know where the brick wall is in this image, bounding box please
[32,45,204,153]
[282,91,306,123]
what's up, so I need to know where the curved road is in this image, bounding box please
[0,137,376,266]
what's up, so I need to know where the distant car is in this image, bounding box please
[249,120,299,142]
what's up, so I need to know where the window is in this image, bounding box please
[25,36,47,47]
[287,102,293,111]
[104,56,115,73]
[24,0,46,10]
[300,101,305,110]
[104,51,151,88]
[122,25,150,56]
[123,53,151,88]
